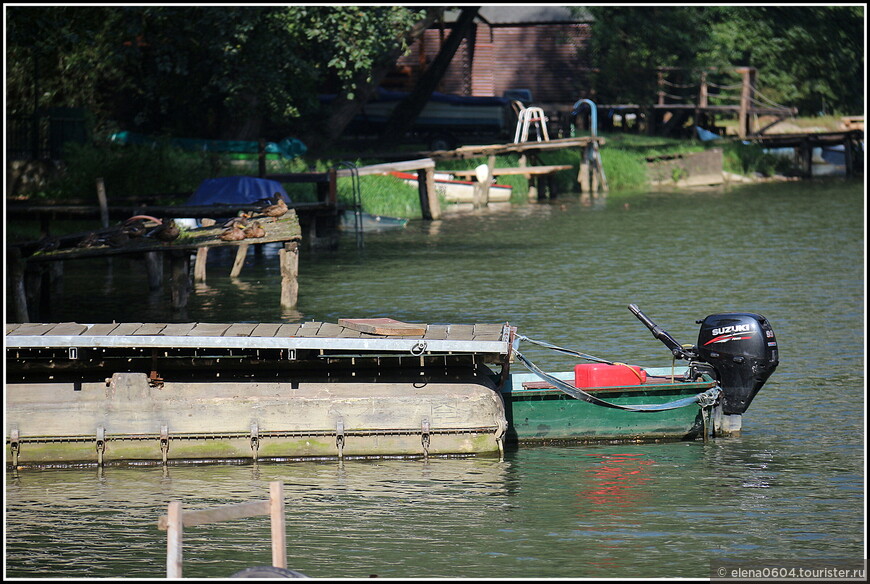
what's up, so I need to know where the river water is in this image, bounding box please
[4,178,865,579]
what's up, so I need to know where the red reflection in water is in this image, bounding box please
[581,452,654,511]
[573,453,657,573]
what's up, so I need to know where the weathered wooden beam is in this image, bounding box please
[96,178,109,229]
[166,501,183,579]
[169,251,191,309]
[279,241,299,309]
[270,482,287,569]
[7,247,30,323]
[335,158,435,178]
[417,167,441,220]
[144,252,163,290]
[230,242,249,278]
[158,500,269,531]
[193,219,215,282]
[338,318,427,336]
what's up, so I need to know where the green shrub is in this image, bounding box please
[47,142,219,201]
[721,142,793,176]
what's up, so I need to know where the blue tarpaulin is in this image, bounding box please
[186,176,291,206]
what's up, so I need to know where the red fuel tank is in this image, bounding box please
[574,363,647,388]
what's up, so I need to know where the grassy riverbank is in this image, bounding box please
[6,115,846,241]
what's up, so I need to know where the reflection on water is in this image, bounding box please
[4,179,865,578]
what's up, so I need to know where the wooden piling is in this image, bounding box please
[230,242,249,278]
[8,247,30,323]
[96,178,109,229]
[169,251,191,309]
[736,66,757,139]
[145,252,163,290]
[193,219,216,282]
[279,241,299,309]
[166,501,183,579]
[269,482,287,569]
[418,167,441,220]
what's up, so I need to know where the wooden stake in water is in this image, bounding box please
[158,481,287,578]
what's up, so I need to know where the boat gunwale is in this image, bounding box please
[503,371,718,399]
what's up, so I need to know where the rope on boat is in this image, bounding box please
[515,335,643,381]
[512,335,720,413]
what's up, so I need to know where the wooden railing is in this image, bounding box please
[157,481,291,579]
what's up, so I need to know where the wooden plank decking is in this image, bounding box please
[6,321,513,355]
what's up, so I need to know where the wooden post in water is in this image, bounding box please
[270,482,287,569]
[193,219,215,282]
[160,481,287,579]
[8,247,29,322]
[843,134,854,177]
[418,167,441,220]
[145,252,163,290]
[280,241,299,309]
[230,242,249,278]
[169,251,191,309]
[520,154,536,201]
[166,501,184,579]
[483,154,496,205]
[96,178,109,229]
[797,138,814,179]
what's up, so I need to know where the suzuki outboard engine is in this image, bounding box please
[695,312,779,414]
[628,304,779,417]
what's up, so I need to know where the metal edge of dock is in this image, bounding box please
[5,322,515,356]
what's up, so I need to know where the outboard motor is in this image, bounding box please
[628,304,779,417]
[695,312,779,414]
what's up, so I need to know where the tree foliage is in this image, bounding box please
[581,5,864,114]
[5,5,429,147]
[582,7,713,105]
[704,6,864,114]
[6,4,863,157]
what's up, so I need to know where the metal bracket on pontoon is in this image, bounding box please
[160,425,170,465]
[335,419,345,459]
[250,422,260,462]
[96,427,106,466]
[410,341,427,356]
[9,428,20,467]
[421,418,431,458]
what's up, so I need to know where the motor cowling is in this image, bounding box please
[695,313,779,414]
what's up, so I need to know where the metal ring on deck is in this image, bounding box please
[410,341,427,356]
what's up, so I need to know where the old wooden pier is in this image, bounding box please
[6,319,512,466]
[6,135,606,323]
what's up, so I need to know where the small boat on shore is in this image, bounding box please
[5,307,778,467]
[339,210,408,232]
[389,171,513,204]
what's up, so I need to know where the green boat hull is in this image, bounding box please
[502,369,718,443]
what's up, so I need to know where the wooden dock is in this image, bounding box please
[5,319,512,365]
[6,320,514,465]
[6,158,446,324]
[580,66,799,139]
[741,130,864,178]
[428,136,607,199]
[6,211,302,322]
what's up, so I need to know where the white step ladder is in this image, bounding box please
[513,102,550,143]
